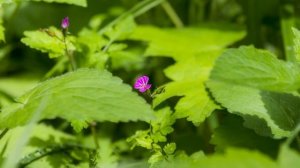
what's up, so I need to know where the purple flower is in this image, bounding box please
[134,75,152,93]
[61,17,70,29]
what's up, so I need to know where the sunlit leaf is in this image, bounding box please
[132,25,245,125]
[0,69,154,128]
[21,27,75,59]
[207,46,300,138]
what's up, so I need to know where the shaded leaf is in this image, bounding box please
[211,115,280,156]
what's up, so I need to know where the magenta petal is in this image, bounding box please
[140,76,149,85]
[134,83,142,89]
[139,87,147,93]
[145,84,152,90]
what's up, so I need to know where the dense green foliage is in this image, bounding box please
[1,0,300,167]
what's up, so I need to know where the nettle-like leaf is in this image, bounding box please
[130,25,245,125]
[154,148,277,168]
[207,46,300,138]
[21,27,75,58]
[0,69,154,129]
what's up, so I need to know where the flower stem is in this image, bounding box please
[90,122,100,149]
[62,32,76,71]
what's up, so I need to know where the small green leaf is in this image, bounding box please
[0,69,154,128]
[70,120,89,133]
[163,143,176,155]
[149,151,164,165]
[21,27,75,58]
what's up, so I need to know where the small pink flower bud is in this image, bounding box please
[61,17,70,29]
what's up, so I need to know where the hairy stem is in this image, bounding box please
[63,34,76,71]
[90,122,100,149]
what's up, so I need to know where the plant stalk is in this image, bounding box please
[161,1,184,28]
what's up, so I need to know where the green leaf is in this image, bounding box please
[137,25,245,125]
[0,69,154,128]
[70,120,89,133]
[293,27,300,62]
[211,115,280,156]
[28,0,87,7]
[130,25,245,61]
[0,0,12,5]
[0,20,4,42]
[209,46,300,92]
[21,27,75,58]
[207,46,300,138]
[105,16,136,41]
[278,145,300,168]
[163,143,176,155]
[155,148,278,168]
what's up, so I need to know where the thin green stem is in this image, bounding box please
[63,34,76,71]
[98,0,165,35]
[18,143,94,168]
[161,1,184,28]
[90,122,100,149]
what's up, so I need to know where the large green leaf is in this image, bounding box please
[0,69,154,128]
[130,25,244,125]
[278,145,300,168]
[207,46,300,138]
[153,56,220,125]
[210,46,300,92]
[130,25,245,61]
